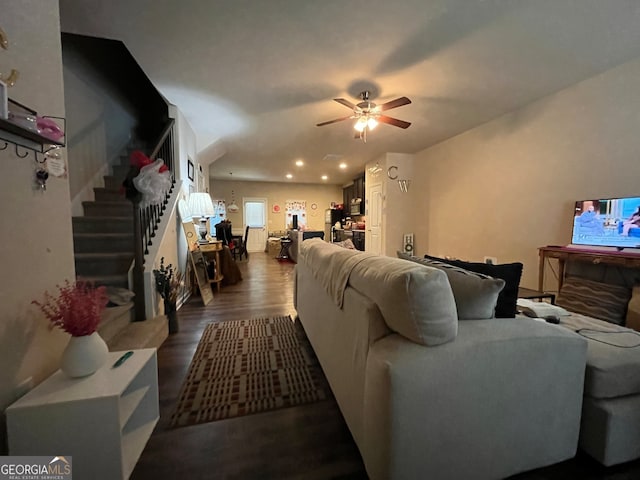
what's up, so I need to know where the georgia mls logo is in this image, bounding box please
[49,457,71,474]
[0,456,72,479]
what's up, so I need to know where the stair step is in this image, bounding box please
[73,232,134,253]
[112,164,133,179]
[94,188,127,202]
[72,216,133,234]
[76,273,130,289]
[82,201,131,217]
[98,301,134,345]
[75,252,133,276]
[108,314,169,351]
[104,175,125,191]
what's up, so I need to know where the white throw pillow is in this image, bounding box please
[398,252,505,320]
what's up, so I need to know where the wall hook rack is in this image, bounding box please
[15,144,30,158]
[0,113,65,159]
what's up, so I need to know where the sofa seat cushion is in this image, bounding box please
[585,338,640,398]
[560,312,640,398]
[348,255,458,346]
[398,252,505,320]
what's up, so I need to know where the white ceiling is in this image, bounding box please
[59,0,640,185]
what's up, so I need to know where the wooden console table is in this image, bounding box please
[538,246,640,292]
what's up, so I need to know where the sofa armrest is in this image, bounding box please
[362,318,587,480]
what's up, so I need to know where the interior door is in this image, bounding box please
[243,197,267,252]
[368,183,383,255]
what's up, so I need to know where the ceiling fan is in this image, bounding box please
[316,91,411,141]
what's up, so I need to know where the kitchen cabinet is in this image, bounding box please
[354,174,365,203]
[344,174,365,215]
[343,183,353,212]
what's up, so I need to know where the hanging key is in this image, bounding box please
[35,168,49,190]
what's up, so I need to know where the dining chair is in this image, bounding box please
[233,226,250,261]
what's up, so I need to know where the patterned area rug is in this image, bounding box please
[170,315,328,427]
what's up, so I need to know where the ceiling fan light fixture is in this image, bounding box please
[318,91,410,137]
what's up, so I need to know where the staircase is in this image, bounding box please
[72,142,169,350]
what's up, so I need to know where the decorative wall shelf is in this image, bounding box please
[0,116,65,158]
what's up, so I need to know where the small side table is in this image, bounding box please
[518,287,556,304]
[199,241,224,292]
[277,237,293,260]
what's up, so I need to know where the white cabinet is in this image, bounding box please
[6,349,159,480]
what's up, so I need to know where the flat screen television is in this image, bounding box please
[571,196,640,249]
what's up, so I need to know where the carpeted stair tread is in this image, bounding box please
[74,252,133,259]
[74,232,133,238]
[74,215,132,220]
[77,273,129,282]
[76,274,130,289]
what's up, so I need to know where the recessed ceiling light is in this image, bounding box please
[295,160,304,167]
[286,173,293,179]
[339,163,347,169]
[321,175,328,181]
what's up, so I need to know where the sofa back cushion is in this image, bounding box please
[398,252,505,319]
[556,275,631,325]
[348,255,458,346]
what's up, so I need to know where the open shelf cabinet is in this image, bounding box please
[6,348,159,480]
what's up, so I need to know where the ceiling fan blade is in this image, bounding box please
[334,98,357,110]
[379,96,412,111]
[378,115,411,129]
[316,115,352,127]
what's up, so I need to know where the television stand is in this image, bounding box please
[538,246,640,292]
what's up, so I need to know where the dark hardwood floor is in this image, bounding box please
[131,252,640,480]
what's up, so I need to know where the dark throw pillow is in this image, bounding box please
[425,255,523,318]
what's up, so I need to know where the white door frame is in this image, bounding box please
[243,197,268,252]
[367,183,383,255]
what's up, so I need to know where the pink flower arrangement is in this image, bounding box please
[32,281,109,337]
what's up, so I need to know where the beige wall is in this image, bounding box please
[210,180,342,234]
[0,0,73,439]
[413,55,640,290]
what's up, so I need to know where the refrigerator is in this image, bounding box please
[324,209,343,243]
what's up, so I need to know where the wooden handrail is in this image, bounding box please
[131,119,176,321]
[150,118,175,160]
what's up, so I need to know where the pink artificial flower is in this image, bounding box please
[32,281,109,337]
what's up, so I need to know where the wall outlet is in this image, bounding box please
[484,256,497,265]
[402,233,414,254]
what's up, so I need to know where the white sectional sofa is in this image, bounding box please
[294,239,588,480]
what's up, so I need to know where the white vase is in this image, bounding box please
[60,332,109,378]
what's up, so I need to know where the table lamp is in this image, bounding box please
[187,193,215,242]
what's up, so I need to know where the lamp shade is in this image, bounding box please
[187,193,215,218]
[177,199,192,222]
